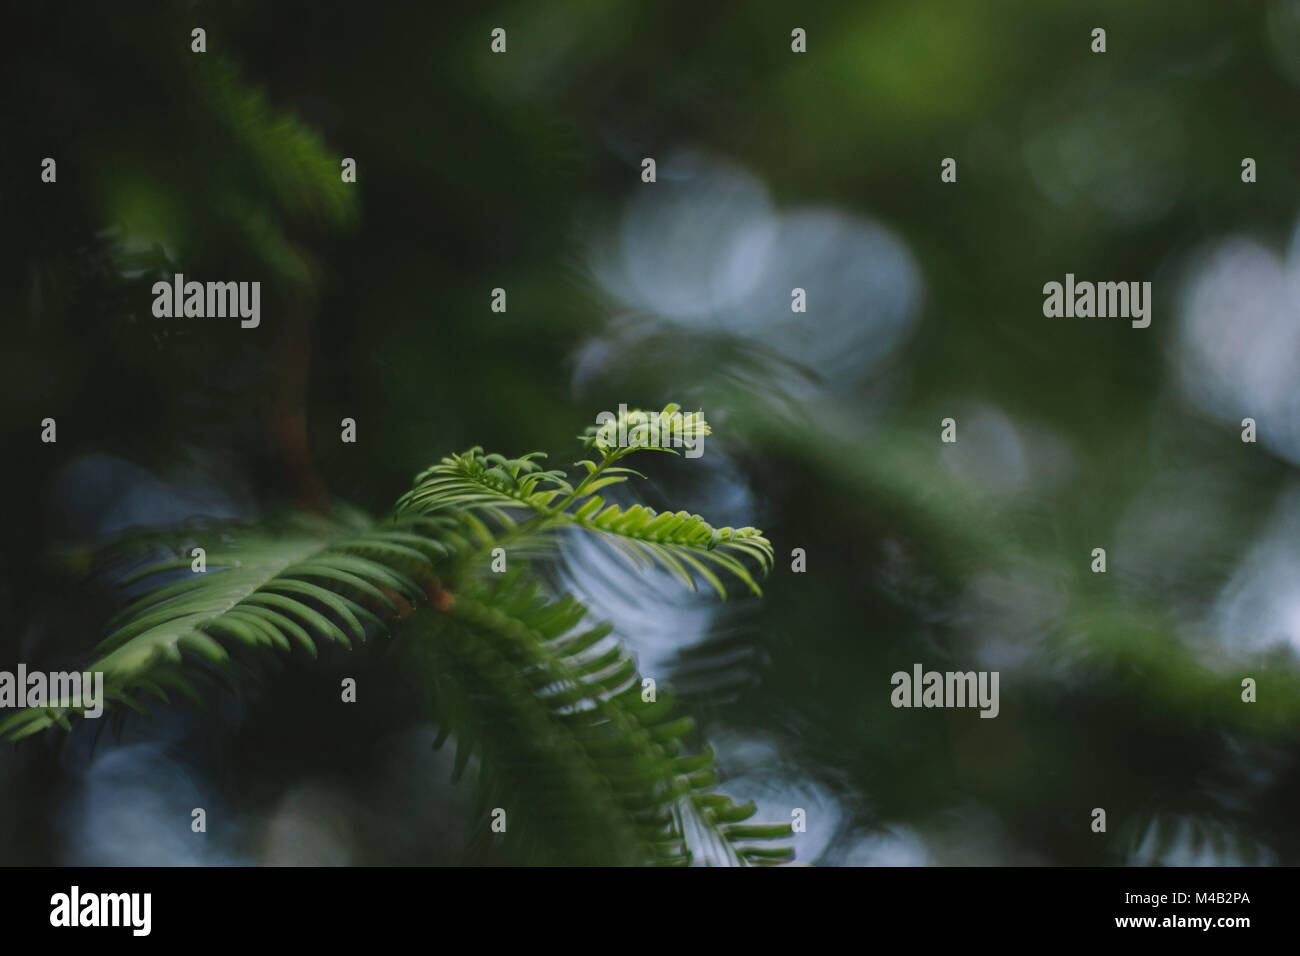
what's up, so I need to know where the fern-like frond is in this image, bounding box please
[397,448,572,521]
[395,411,773,598]
[564,500,772,597]
[6,411,792,865]
[0,513,456,741]
[401,571,793,865]
[578,402,712,459]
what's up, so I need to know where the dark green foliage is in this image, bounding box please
[1,411,789,866]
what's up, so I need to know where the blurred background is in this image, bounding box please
[2,0,1299,865]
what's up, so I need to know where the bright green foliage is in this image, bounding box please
[1,411,790,865]
[397,405,773,598]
